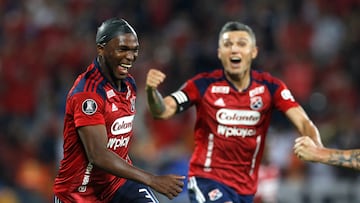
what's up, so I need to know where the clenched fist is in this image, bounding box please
[146,69,166,89]
[294,136,321,162]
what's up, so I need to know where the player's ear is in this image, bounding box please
[97,43,105,56]
[251,46,258,59]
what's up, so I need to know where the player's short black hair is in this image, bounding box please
[219,21,256,44]
[96,17,137,45]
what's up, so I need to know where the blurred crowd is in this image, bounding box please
[0,0,359,202]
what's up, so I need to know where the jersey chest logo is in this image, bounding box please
[250,96,263,110]
[249,86,265,110]
[111,103,118,112]
[111,115,134,135]
[214,98,226,107]
[216,109,260,125]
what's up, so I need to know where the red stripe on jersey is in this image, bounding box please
[92,71,104,93]
[84,69,101,92]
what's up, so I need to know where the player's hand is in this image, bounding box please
[294,136,321,162]
[148,174,185,200]
[146,69,166,89]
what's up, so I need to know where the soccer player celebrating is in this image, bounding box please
[53,17,184,203]
[145,21,323,203]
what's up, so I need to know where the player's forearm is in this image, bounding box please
[146,86,166,117]
[318,148,360,170]
[286,107,323,147]
[301,120,323,147]
[92,150,154,185]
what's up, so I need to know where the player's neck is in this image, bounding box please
[114,81,123,91]
[97,59,123,91]
[226,70,250,92]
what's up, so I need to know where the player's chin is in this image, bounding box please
[225,63,241,71]
[114,67,129,77]
[226,68,243,75]
[116,72,128,80]
[114,69,129,79]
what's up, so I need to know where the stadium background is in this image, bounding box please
[0,0,359,202]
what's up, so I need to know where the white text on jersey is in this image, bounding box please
[107,136,130,150]
[216,109,260,125]
[111,115,134,135]
[78,163,94,192]
[217,125,257,137]
[211,86,230,94]
[249,86,265,97]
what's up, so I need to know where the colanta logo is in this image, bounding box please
[111,115,134,135]
[216,109,260,125]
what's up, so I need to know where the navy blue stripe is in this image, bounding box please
[253,78,279,97]
[90,71,101,92]
[96,79,107,100]
[69,77,86,97]
[194,76,223,97]
[69,65,108,101]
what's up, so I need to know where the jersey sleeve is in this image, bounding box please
[272,78,299,112]
[69,92,106,127]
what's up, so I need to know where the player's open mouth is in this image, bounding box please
[120,63,132,69]
[230,57,241,64]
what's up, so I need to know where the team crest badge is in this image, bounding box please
[208,188,223,201]
[82,99,97,115]
[250,96,263,110]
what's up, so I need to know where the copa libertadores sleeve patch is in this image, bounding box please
[82,99,98,115]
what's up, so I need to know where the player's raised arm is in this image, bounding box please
[145,69,178,119]
[285,106,323,147]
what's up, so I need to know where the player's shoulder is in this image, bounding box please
[195,68,223,78]
[69,63,107,99]
[187,69,225,90]
[251,69,283,84]
[191,68,224,82]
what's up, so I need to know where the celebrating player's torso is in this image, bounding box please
[53,60,136,203]
[171,69,298,195]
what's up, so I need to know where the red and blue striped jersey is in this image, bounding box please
[53,60,137,203]
[170,69,299,195]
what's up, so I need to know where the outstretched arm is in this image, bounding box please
[294,136,360,170]
[145,69,177,119]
